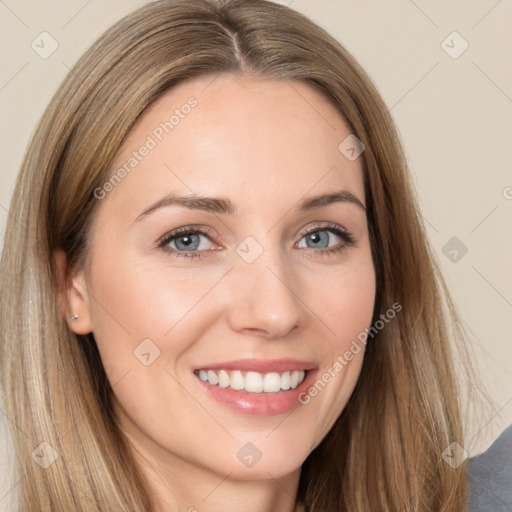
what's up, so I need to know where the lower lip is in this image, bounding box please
[194,369,318,416]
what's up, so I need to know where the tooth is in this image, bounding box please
[207,370,219,385]
[263,372,282,393]
[290,370,300,389]
[230,370,245,390]
[245,372,263,393]
[198,368,308,393]
[218,370,230,388]
[281,371,291,390]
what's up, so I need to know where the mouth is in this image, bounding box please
[192,358,318,416]
[194,368,308,393]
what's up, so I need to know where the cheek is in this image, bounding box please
[298,254,375,431]
[85,252,228,373]
[306,254,376,351]
[84,257,218,429]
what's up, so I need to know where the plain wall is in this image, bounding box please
[1,0,511,509]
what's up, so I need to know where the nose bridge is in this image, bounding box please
[226,235,303,337]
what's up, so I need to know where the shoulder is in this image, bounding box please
[466,425,512,511]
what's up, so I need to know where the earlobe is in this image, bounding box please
[53,249,94,335]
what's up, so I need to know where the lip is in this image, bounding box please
[194,358,317,373]
[193,359,319,417]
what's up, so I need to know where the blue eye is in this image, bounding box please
[158,223,356,260]
[296,223,356,257]
[299,228,346,250]
[169,233,206,251]
[158,227,214,259]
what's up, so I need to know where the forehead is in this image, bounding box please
[99,74,365,220]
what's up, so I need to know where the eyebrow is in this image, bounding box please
[134,189,366,222]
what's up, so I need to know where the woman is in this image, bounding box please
[0,0,480,510]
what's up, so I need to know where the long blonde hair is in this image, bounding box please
[1,0,474,509]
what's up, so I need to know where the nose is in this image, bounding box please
[225,246,304,339]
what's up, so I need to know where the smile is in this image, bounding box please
[195,369,307,393]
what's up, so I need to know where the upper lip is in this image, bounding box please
[194,358,317,374]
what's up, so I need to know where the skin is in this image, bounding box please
[58,74,376,512]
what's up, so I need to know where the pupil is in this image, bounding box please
[307,231,329,249]
[182,236,192,246]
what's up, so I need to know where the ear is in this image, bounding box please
[53,249,94,335]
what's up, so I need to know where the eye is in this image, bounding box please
[158,226,216,259]
[296,223,356,256]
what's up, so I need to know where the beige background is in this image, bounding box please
[1,0,511,508]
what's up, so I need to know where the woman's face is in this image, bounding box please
[69,75,375,484]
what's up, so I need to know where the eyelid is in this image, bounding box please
[157,225,218,247]
[298,221,353,238]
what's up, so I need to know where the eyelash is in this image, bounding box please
[157,223,357,260]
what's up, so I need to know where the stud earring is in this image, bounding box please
[68,314,78,322]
